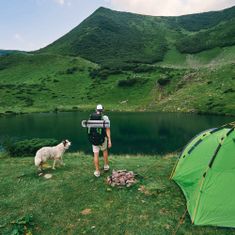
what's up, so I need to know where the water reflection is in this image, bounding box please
[0,112,233,155]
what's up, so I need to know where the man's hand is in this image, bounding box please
[108,139,112,148]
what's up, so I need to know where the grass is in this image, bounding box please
[0,31,235,116]
[0,52,234,115]
[0,52,234,116]
[0,53,97,114]
[1,153,235,234]
[158,45,235,68]
[151,64,235,115]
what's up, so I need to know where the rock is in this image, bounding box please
[44,174,52,179]
[107,169,137,187]
[80,208,91,215]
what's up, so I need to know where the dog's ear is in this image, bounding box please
[63,140,67,146]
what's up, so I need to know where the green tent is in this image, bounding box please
[171,126,235,227]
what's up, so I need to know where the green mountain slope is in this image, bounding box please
[166,5,235,31]
[0,6,234,115]
[39,7,168,66]
[0,51,234,115]
[39,6,235,67]
[0,53,97,113]
[176,18,235,53]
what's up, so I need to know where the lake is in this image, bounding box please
[0,112,233,155]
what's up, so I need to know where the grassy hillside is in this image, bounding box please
[0,53,98,113]
[176,18,235,54]
[39,6,235,67]
[39,7,168,66]
[1,153,235,234]
[0,49,234,115]
[166,5,235,31]
[0,6,234,115]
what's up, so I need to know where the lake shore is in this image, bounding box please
[1,153,235,234]
[0,104,234,117]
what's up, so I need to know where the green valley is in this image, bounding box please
[0,6,234,115]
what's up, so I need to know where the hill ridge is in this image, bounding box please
[39,5,235,66]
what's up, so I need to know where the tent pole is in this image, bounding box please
[172,208,188,235]
[169,158,180,179]
[191,169,208,224]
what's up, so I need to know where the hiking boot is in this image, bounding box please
[94,170,100,177]
[104,165,110,171]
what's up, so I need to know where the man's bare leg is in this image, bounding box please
[103,149,109,171]
[94,152,100,172]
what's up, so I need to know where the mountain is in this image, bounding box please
[39,6,235,67]
[0,50,25,56]
[0,6,234,115]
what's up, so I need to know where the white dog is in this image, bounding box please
[34,140,71,171]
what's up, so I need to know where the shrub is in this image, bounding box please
[132,65,156,73]
[223,88,234,93]
[66,67,78,74]
[118,78,138,87]
[0,84,15,89]
[118,76,149,87]
[4,111,16,115]
[157,78,170,86]
[1,138,58,157]
[95,69,109,80]
[89,67,123,79]
[24,97,34,107]
[9,214,34,235]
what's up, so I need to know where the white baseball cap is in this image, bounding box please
[96,104,103,111]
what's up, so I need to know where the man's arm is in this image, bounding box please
[106,128,112,148]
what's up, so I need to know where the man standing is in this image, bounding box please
[90,104,112,177]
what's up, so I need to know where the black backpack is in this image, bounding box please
[87,112,106,145]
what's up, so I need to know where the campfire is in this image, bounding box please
[107,170,137,187]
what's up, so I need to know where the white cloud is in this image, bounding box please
[109,0,235,16]
[54,0,65,5]
[13,34,39,51]
[14,33,24,42]
[53,0,72,7]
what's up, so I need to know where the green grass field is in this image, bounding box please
[1,153,235,235]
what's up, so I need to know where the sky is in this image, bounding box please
[0,0,235,51]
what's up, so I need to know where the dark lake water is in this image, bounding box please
[0,112,234,155]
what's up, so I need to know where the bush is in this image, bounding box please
[118,78,138,87]
[66,67,78,74]
[89,67,123,80]
[157,77,170,86]
[24,97,34,107]
[223,88,234,93]
[1,138,58,157]
[9,214,34,235]
[132,65,156,73]
[118,76,149,87]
